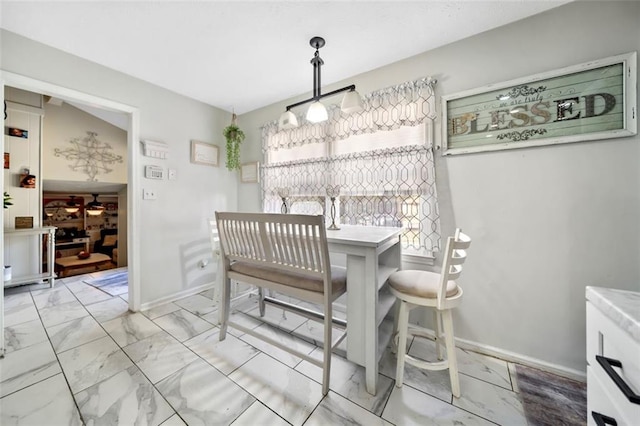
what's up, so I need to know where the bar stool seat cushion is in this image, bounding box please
[389,270,460,298]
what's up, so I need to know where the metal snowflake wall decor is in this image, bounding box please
[54,131,124,181]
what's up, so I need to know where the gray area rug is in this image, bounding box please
[516,364,587,426]
[84,270,128,296]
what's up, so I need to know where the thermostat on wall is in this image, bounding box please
[144,165,164,179]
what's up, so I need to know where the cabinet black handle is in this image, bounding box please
[592,411,617,426]
[596,355,640,404]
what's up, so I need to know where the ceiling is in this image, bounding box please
[0,1,572,115]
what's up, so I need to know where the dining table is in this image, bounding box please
[325,225,403,395]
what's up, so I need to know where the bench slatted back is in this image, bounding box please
[216,212,329,281]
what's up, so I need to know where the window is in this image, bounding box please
[261,78,441,256]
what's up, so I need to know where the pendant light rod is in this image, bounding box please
[284,36,358,111]
[279,36,363,129]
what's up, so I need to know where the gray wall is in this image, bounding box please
[239,1,640,375]
[1,29,238,303]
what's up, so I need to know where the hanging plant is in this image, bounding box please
[223,113,245,171]
[4,192,13,209]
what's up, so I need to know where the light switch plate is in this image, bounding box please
[142,189,157,200]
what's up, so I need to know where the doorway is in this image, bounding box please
[1,71,141,355]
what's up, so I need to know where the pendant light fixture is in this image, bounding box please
[85,193,105,216]
[278,36,363,130]
[65,195,80,213]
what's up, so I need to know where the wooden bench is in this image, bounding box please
[215,212,348,395]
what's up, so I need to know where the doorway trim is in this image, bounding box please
[0,71,141,351]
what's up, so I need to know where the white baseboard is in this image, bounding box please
[405,323,586,382]
[139,281,215,312]
[454,336,586,382]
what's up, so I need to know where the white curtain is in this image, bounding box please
[261,77,441,255]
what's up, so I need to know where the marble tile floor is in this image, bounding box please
[1,270,584,425]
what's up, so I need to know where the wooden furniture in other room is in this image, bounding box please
[55,253,112,277]
[388,228,471,397]
[215,212,348,395]
[93,229,118,259]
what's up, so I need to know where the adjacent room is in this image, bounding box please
[1,1,638,425]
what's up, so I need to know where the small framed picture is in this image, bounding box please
[240,161,259,183]
[191,140,219,167]
[19,173,36,188]
[4,152,9,169]
[15,216,34,229]
[8,127,28,138]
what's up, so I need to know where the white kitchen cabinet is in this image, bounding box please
[586,287,640,425]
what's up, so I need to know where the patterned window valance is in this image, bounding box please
[262,77,437,151]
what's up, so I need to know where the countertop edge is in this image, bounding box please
[586,286,640,344]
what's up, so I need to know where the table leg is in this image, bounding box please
[345,250,379,395]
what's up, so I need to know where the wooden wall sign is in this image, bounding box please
[442,52,637,155]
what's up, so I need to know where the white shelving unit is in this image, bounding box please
[4,226,56,288]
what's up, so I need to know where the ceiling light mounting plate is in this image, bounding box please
[310,36,325,49]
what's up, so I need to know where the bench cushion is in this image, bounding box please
[230,261,347,294]
[389,270,460,298]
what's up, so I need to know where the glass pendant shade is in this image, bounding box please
[306,101,328,123]
[341,90,364,113]
[65,195,80,213]
[278,110,298,130]
[86,194,104,216]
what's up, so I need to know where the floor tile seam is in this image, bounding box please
[71,365,177,426]
[232,330,368,410]
[42,289,131,424]
[187,326,263,377]
[223,352,322,426]
[119,326,226,385]
[456,370,515,392]
[2,289,38,327]
[37,297,109,354]
[293,359,394,421]
[392,344,516,393]
[242,314,320,348]
[299,394,324,426]
[289,318,326,346]
[250,401,293,426]
[56,330,140,399]
[79,280,115,298]
[302,389,391,426]
[449,387,520,425]
[506,362,518,393]
[234,324,315,369]
[76,331,180,423]
[385,367,520,412]
[150,309,216,344]
[230,311,378,403]
[53,331,110,356]
[0,364,62,400]
[60,301,161,398]
[381,381,502,426]
[36,311,85,423]
[137,334,259,425]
